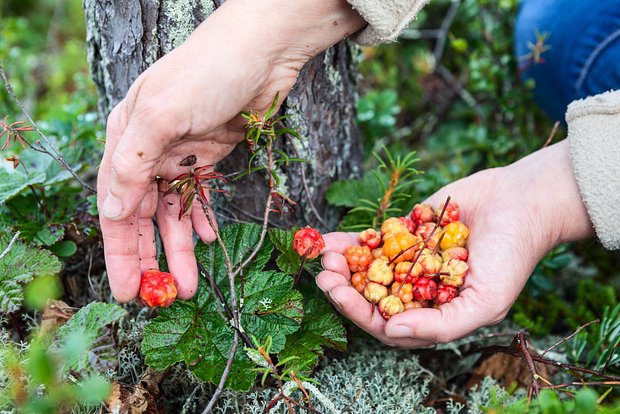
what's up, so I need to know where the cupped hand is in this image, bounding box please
[98,0,366,302]
[316,140,594,347]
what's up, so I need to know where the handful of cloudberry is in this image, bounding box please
[345,198,470,320]
[139,269,178,308]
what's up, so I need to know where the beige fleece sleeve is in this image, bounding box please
[346,0,430,46]
[566,90,620,250]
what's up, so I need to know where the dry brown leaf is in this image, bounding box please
[468,353,554,390]
[40,300,74,334]
[106,369,165,414]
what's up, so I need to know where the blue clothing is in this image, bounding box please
[515,0,620,122]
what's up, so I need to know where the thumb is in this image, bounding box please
[100,105,171,221]
[383,288,503,343]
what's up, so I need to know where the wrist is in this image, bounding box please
[219,0,366,62]
[504,140,595,248]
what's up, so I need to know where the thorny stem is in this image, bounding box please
[395,197,450,297]
[0,231,20,261]
[0,64,96,194]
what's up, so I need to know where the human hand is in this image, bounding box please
[316,140,594,347]
[98,0,366,302]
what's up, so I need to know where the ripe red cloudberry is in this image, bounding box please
[140,269,178,308]
[359,228,381,249]
[411,204,434,225]
[412,277,437,301]
[437,201,460,227]
[293,227,325,259]
[435,284,458,305]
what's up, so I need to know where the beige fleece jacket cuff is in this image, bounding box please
[347,0,430,46]
[567,89,620,250]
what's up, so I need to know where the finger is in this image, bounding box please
[321,232,359,254]
[384,288,496,343]
[320,251,350,278]
[190,196,217,243]
[315,270,350,293]
[328,285,387,336]
[101,99,178,221]
[137,196,159,273]
[156,193,199,299]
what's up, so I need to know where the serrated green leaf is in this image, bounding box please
[279,298,347,374]
[0,170,46,204]
[195,223,272,284]
[0,228,62,313]
[54,302,126,373]
[142,278,256,391]
[19,146,83,187]
[241,271,303,352]
[269,227,302,275]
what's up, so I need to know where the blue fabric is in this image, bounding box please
[515,0,620,122]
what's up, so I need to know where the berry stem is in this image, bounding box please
[293,256,307,286]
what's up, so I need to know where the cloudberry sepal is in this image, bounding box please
[292,227,325,259]
[140,269,178,308]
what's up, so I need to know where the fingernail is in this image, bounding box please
[320,256,326,269]
[316,278,327,292]
[386,324,411,338]
[102,192,123,219]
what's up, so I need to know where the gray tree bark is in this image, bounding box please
[83,0,361,230]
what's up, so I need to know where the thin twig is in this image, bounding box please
[542,121,560,148]
[0,63,96,193]
[232,140,274,278]
[433,0,460,65]
[436,65,485,122]
[541,319,599,357]
[341,385,365,414]
[602,339,620,374]
[0,231,20,261]
[201,331,239,414]
[291,144,329,229]
[515,332,541,397]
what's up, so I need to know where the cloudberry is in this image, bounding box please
[394,261,423,283]
[440,221,469,250]
[364,282,388,303]
[437,201,460,227]
[140,269,178,308]
[399,217,416,233]
[419,250,442,275]
[371,248,385,260]
[415,223,442,250]
[411,204,434,225]
[359,228,381,249]
[293,227,325,259]
[442,247,469,262]
[351,271,369,294]
[435,284,458,305]
[404,300,425,311]
[391,282,413,303]
[412,277,437,301]
[367,257,394,285]
[380,217,409,240]
[344,245,373,273]
[382,233,421,263]
[440,258,469,287]
[378,295,405,320]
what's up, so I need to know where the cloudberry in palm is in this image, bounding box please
[344,245,373,273]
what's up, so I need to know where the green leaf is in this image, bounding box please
[195,223,272,284]
[0,228,62,313]
[0,170,46,204]
[572,388,597,414]
[49,240,77,257]
[76,376,112,404]
[143,223,304,391]
[54,302,127,373]
[279,298,347,374]
[142,279,256,391]
[24,274,62,310]
[19,145,83,187]
[269,227,302,275]
[326,173,382,208]
[241,271,303,353]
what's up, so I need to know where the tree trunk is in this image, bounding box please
[83,0,361,230]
